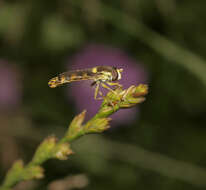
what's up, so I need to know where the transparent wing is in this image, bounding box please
[48,69,101,88]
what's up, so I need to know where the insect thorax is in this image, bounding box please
[95,66,119,82]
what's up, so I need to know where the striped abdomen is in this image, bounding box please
[48,69,95,88]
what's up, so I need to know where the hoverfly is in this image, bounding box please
[48,66,123,99]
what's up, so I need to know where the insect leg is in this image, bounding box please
[94,82,103,100]
[107,82,122,88]
[102,82,124,104]
[94,83,99,99]
[101,83,116,94]
[101,83,119,106]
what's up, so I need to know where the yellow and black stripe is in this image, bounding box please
[48,66,122,88]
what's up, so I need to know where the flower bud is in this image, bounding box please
[54,143,74,160]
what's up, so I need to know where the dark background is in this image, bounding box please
[0,0,206,189]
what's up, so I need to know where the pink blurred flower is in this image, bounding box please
[66,44,148,125]
[0,60,22,112]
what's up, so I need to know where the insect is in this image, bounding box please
[48,66,123,99]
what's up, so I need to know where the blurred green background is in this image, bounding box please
[1,0,206,189]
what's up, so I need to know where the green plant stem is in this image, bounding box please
[0,84,148,190]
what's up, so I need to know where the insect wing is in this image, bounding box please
[48,69,98,88]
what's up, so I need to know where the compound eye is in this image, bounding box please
[111,69,118,81]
